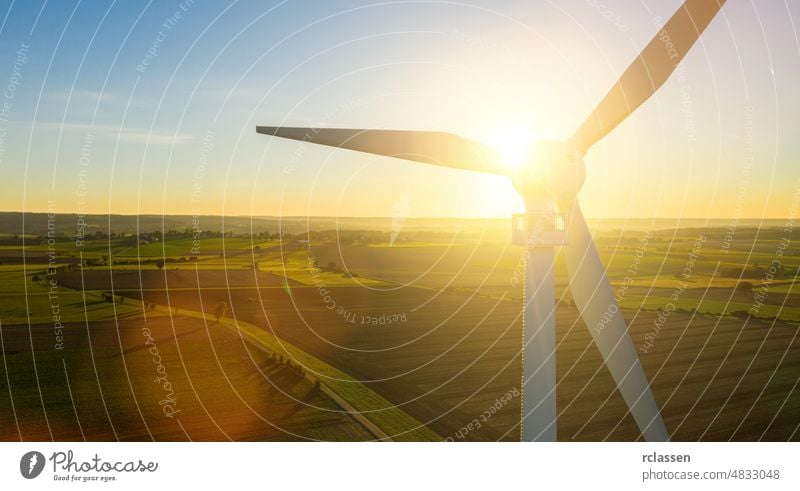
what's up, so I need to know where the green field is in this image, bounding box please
[1,219,799,441]
[0,268,148,325]
[0,317,375,441]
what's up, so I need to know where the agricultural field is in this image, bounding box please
[0,316,374,441]
[0,263,147,326]
[130,283,800,441]
[0,230,434,441]
[1,216,798,441]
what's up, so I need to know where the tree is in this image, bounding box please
[155,259,165,270]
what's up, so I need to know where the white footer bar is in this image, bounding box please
[1,442,796,490]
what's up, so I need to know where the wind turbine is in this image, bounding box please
[257,0,727,441]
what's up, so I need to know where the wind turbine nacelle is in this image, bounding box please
[511,140,585,209]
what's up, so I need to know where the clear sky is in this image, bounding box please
[0,0,798,219]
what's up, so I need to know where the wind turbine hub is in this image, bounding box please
[512,140,585,210]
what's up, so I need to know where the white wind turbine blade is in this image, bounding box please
[572,0,727,154]
[256,126,508,175]
[564,202,669,441]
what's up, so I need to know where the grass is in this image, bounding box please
[115,238,280,258]
[0,317,375,441]
[2,226,799,441]
[233,321,440,441]
[767,282,799,294]
[166,305,439,441]
[0,348,124,440]
[367,242,453,248]
[0,252,433,440]
[620,294,800,322]
[256,253,387,287]
[0,270,148,325]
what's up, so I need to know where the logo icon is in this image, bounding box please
[20,451,45,479]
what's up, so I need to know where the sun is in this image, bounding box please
[487,125,537,168]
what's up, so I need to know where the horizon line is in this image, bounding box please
[0,210,792,221]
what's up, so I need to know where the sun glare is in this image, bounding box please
[488,125,537,168]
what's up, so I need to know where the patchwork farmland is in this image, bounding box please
[1,217,799,441]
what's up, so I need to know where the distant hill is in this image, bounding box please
[0,212,508,237]
[0,211,787,237]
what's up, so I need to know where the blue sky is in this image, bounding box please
[0,0,798,219]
